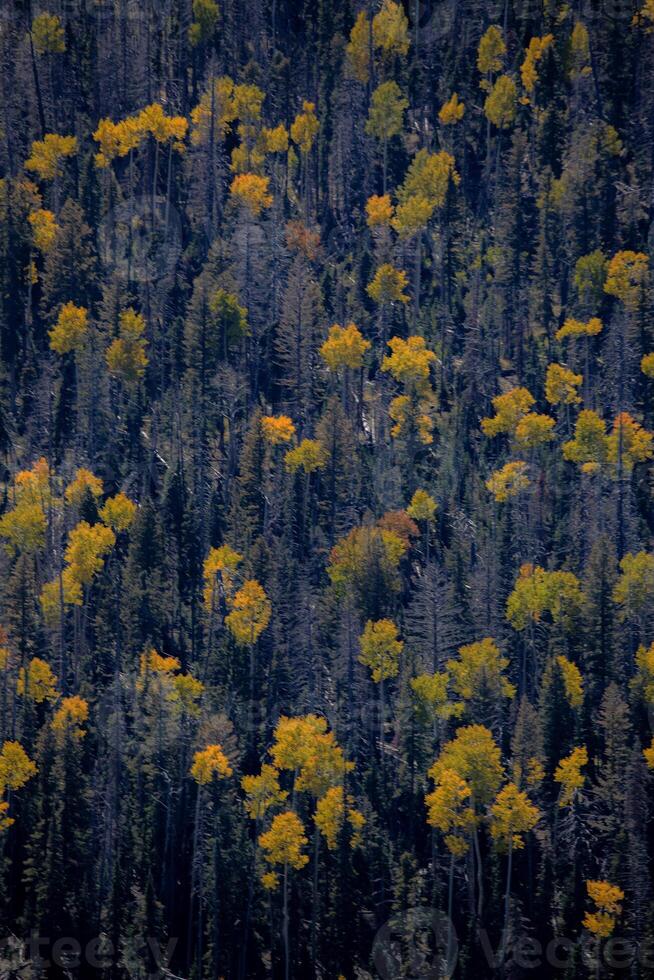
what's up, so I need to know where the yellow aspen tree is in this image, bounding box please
[31,13,66,54]
[49,302,88,355]
[439,93,465,125]
[229,173,273,216]
[544,364,583,405]
[0,741,37,832]
[259,810,309,980]
[481,387,535,436]
[554,745,588,806]
[583,880,624,937]
[314,786,365,849]
[25,134,77,181]
[486,461,531,502]
[106,308,148,384]
[99,494,137,532]
[52,695,89,740]
[260,415,296,445]
[65,468,103,507]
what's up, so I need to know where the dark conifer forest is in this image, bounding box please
[2,1,654,977]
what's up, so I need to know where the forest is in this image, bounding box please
[1,0,654,977]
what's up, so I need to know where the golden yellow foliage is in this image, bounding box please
[382,336,436,389]
[203,543,242,607]
[641,353,654,377]
[425,767,473,854]
[446,637,515,703]
[429,725,504,810]
[188,0,219,46]
[263,124,289,153]
[49,302,88,355]
[284,439,327,474]
[366,81,408,143]
[259,810,309,877]
[555,656,584,708]
[484,75,517,128]
[478,25,505,78]
[230,173,272,215]
[391,195,435,239]
[64,521,115,587]
[225,579,271,645]
[320,322,371,371]
[0,741,37,831]
[507,563,584,631]
[345,11,371,82]
[52,696,89,739]
[604,250,649,308]
[190,77,237,146]
[372,0,410,59]
[270,714,328,771]
[366,194,394,228]
[556,316,603,340]
[242,764,288,820]
[25,133,77,180]
[514,412,556,449]
[606,412,654,472]
[545,363,582,405]
[65,468,103,507]
[290,101,319,155]
[190,744,233,783]
[554,746,588,806]
[486,461,530,502]
[490,782,540,850]
[520,35,554,94]
[359,618,403,683]
[29,208,58,252]
[439,93,465,125]
[481,387,535,437]
[17,657,58,703]
[613,551,654,619]
[314,786,365,850]
[106,308,148,384]
[0,502,47,554]
[397,149,459,208]
[583,880,624,937]
[367,263,410,304]
[406,489,437,522]
[99,493,137,532]
[260,414,296,445]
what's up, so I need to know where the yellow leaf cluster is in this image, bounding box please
[366,81,408,144]
[64,520,115,587]
[367,263,410,305]
[259,810,309,875]
[520,35,554,95]
[411,672,462,722]
[545,363,582,405]
[314,786,365,850]
[556,316,603,340]
[481,387,535,437]
[25,133,77,180]
[345,2,409,82]
[382,336,436,390]
[439,93,465,125]
[583,880,624,937]
[0,741,37,831]
[429,725,504,811]
[285,439,327,474]
[397,149,459,210]
[634,641,654,702]
[320,322,371,371]
[106,308,148,384]
[99,493,137,532]
[0,501,47,555]
[242,764,288,820]
[490,782,540,850]
[290,101,319,156]
[406,488,437,522]
[225,579,271,646]
[203,543,242,607]
[446,637,515,703]
[49,302,88,355]
[327,525,407,595]
[604,250,649,308]
[613,551,654,618]
[65,468,103,507]
[188,0,219,46]
[486,461,530,502]
[29,208,58,252]
[17,657,58,703]
[366,194,394,228]
[506,563,584,631]
[478,25,505,78]
[261,414,296,445]
[230,173,272,216]
[190,744,233,784]
[641,352,654,377]
[52,695,89,739]
[555,656,584,708]
[32,13,65,54]
[359,618,403,683]
[484,75,517,128]
[554,745,588,806]
[514,412,556,449]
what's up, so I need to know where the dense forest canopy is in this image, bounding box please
[1,0,654,977]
